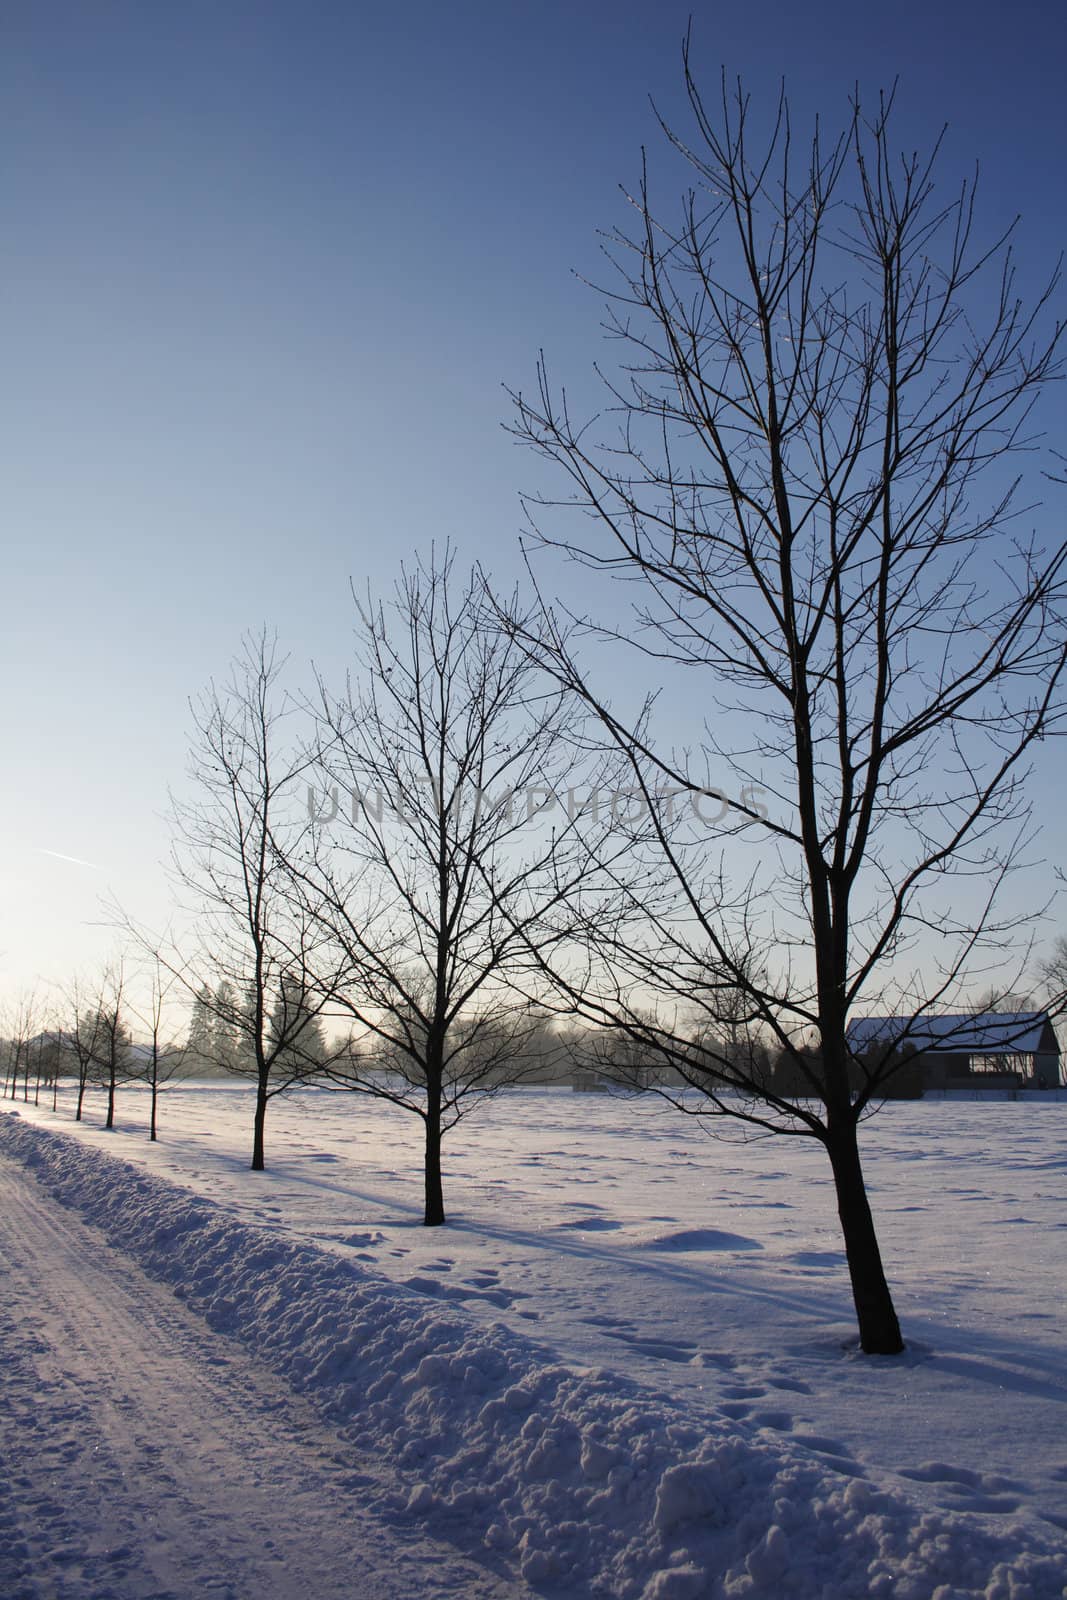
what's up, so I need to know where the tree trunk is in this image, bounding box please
[150,1079,158,1142]
[251,1078,268,1171]
[423,1092,445,1227]
[105,1066,116,1130]
[824,1119,904,1355]
[76,1077,86,1121]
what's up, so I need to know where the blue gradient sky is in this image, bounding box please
[2,0,1065,1005]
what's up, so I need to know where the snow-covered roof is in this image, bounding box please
[846,1012,1056,1057]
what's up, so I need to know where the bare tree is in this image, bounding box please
[968,988,1036,1015]
[130,956,193,1141]
[42,1020,66,1112]
[298,552,581,1226]
[1041,936,1067,1013]
[93,964,132,1131]
[28,1011,62,1113]
[20,1006,65,1110]
[165,632,343,1170]
[509,53,1066,1352]
[62,977,106,1123]
[2,991,39,1101]
[686,947,773,1090]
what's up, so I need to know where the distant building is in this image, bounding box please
[846,1012,1061,1092]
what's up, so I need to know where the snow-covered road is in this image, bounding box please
[0,1153,527,1600]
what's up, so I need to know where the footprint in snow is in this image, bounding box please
[792,1433,860,1462]
[602,1329,698,1363]
[897,1461,1024,1513]
[401,1274,445,1298]
[401,1274,517,1311]
[898,1461,981,1486]
[753,1410,794,1431]
[950,1492,1022,1513]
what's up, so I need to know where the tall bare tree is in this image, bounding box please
[509,53,1066,1352]
[298,552,583,1225]
[166,632,343,1170]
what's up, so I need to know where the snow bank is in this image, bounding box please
[2,1112,1063,1600]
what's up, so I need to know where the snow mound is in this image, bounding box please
[2,1112,1064,1600]
[641,1227,764,1253]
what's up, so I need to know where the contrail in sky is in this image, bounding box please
[37,848,102,871]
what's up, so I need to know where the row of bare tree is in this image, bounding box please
[1,965,191,1141]
[130,482,1064,1361]
[6,60,1066,1357]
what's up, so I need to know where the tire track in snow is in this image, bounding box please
[0,1154,529,1600]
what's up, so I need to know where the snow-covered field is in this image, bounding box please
[1,1083,1065,1598]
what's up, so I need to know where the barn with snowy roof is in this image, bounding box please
[846,1012,1061,1092]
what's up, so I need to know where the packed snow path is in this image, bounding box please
[0,1152,527,1600]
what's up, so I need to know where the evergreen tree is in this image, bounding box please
[187,984,215,1066]
[269,978,327,1074]
[214,980,241,1072]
